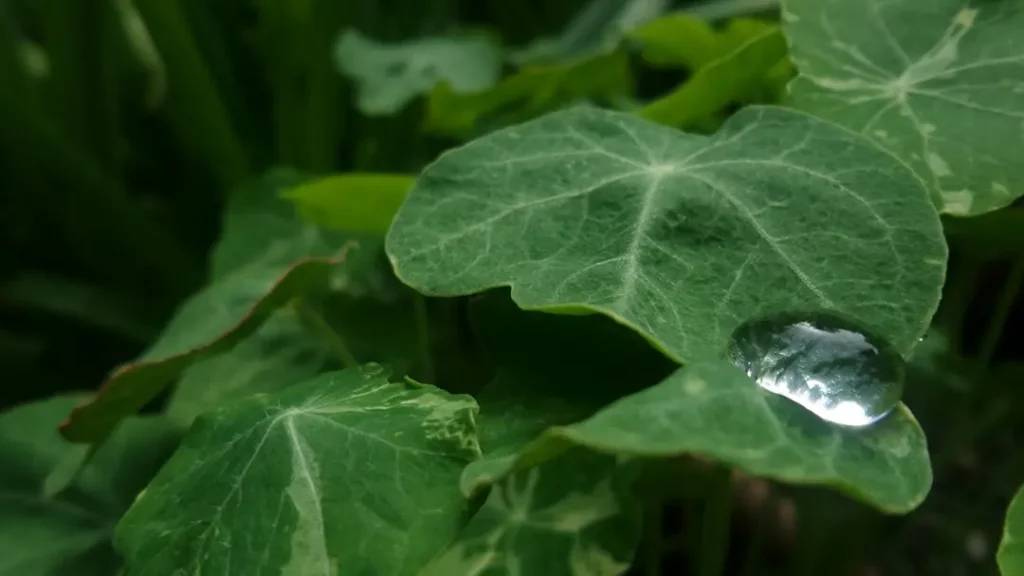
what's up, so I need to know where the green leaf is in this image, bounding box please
[487,361,932,513]
[424,50,633,139]
[387,106,947,363]
[510,0,667,65]
[423,449,641,576]
[334,29,502,116]
[61,169,355,443]
[460,293,675,495]
[637,24,789,128]
[782,0,1024,216]
[282,173,415,234]
[630,15,778,70]
[116,365,481,576]
[0,395,180,576]
[1000,486,1024,576]
[165,310,331,427]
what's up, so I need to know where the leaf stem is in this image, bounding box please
[686,0,781,21]
[977,257,1024,371]
[698,464,732,576]
[413,294,435,383]
[293,299,359,368]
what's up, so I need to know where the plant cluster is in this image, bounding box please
[1,0,1023,574]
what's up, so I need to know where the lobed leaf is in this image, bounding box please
[423,449,641,576]
[783,0,1024,216]
[115,365,481,576]
[387,106,947,364]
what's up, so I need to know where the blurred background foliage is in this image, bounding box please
[0,0,1022,574]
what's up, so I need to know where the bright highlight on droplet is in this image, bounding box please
[727,311,906,427]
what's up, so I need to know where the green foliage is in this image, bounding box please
[386,106,946,362]
[3,0,1023,574]
[0,395,180,576]
[783,0,1024,216]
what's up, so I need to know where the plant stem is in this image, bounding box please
[940,253,981,355]
[293,299,359,368]
[413,295,435,383]
[977,257,1024,370]
[698,465,732,576]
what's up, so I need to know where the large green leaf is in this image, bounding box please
[783,0,1024,216]
[334,29,501,116]
[0,395,180,576]
[116,365,481,575]
[61,169,357,443]
[387,106,947,363]
[1000,485,1024,576]
[480,361,931,513]
[423,449,641,576]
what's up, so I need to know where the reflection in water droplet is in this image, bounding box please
[727,311,906,427]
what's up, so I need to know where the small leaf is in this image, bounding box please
[630,15,777,70]
[638,25,789,128]
[424,50,633,139]
[61,169,355,443]
[387,106,947,363]
[0,395,180,576]
[1001,486,1024,576]
[116,365,481,576]
[783,0,1024,216]
[510,0,667,65]
[334,29,501,116]
[494,361,932,513]
[423,449,641,576]
[282,173,415,234]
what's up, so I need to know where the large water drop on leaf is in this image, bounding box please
[727,311,906,427]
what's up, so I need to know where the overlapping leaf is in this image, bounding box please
[116,366,481,576]
[1000,485,1024,575]
[484,361,932,513]
[423,450,641,576]
[387,106,947,364]
[0,395,180,576]
[61,169,355,443]
[783,0,1024,216]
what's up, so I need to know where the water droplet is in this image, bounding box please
[727,311,905,427]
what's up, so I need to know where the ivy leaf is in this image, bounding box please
[116,365,481,576]
[783,0,1024,216]
[0,395,180,576]
[386,106,947,363]
[61,169,355,443]
[1000,485,1024,576]
[282,173,415,234]
[334,29,501,116]
[486,361,932,513]
[423,449,641,576]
